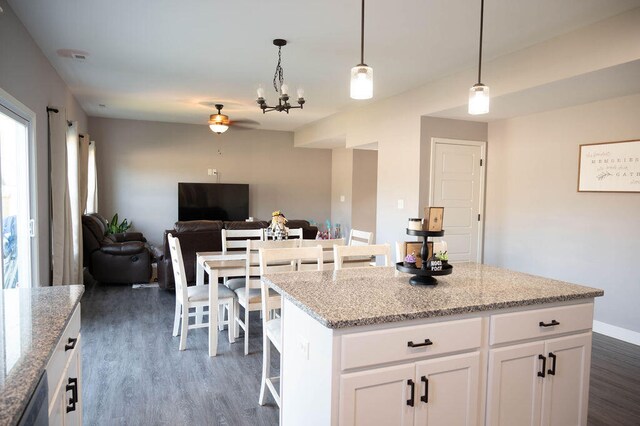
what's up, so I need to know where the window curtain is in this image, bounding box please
[48,109,82,285]
[86,140,98,213]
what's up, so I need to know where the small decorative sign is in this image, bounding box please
[578,139,640,192]
[429,259,443,272]
[423,207,445,232]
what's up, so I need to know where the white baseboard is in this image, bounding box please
[593,320,640,346]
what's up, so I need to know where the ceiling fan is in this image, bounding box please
[208,104,259,134]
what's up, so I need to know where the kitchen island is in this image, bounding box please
[263,263,604,426]
[0,285,84,426]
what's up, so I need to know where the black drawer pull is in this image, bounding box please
[538,354,546,378]
[539,320,560,327]
[407,339,433,348]
[66,377,78,413]
[548,352,557,375]
[407,379,415,407]
[64,337,78,351]
[420,376,429,403]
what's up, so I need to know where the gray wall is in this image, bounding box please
[330,148,353,238]
[352,149,378,240]
[485,93,640,334]
[89,117,332,247]
[419,117,488,210]
[0,0,88,285]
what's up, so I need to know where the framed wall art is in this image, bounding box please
[578,139,640,193]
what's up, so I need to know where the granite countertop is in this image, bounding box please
[0,285,84,426]
[263,263,604,329]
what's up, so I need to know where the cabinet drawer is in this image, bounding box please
[341,318,482,370]
[490,303,593,345]
[46,304,81,406]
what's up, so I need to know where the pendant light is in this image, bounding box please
[469,0,489,115]
[350,0,373,100]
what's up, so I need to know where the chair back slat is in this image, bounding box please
[222,228,264,253]
[334,243,391,270]
[167,233,189,303]
[245,239,300,290]
[259,245,323,320]
[349,229,374,246]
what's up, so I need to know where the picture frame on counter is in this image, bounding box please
[423,207,445,232]
[578,139,640,193]
[404,242,432,268]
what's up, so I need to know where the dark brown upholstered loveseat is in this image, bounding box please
[157,219,318,290]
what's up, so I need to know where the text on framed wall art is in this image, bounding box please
[578,139,640,193]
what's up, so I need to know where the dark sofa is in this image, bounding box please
[157,219,318,290]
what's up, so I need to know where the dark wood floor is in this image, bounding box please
[81,280,279,426]
[81,281,640,425]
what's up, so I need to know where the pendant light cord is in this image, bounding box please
[360,0,365,65]
[477,0,484,84]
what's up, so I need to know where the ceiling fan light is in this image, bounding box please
[468,83,490,115]
[350,65,373,100]
[209,113,230,134]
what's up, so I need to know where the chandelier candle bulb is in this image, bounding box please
[280,84,289,96]
[257,86,265,99]
[297,87,304,99]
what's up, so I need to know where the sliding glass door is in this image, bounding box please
[0,101,35,288]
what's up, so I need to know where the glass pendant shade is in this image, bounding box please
[350,65,373,100]
[208,113,229,134]
[468,83,490,115]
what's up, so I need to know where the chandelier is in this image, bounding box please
[256,39,306,114]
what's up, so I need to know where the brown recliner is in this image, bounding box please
[82,213,152,284]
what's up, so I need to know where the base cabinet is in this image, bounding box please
[486,333,591,426]
[47,304,82,426]
[340,352,480,426]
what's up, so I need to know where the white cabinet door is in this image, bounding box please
[340,364,415,426]
[414,352,481,426]
[541,333,591,426]
[486,341,545,426]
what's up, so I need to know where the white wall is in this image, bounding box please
[89,117,332,248]
[485,93,640,335]
[331,148,353,238]
[352,149,378,239]
[0,0,88,285]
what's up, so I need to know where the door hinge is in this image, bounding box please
[480,159,483,166]
[29,219,36,237]
[478,214,481,221]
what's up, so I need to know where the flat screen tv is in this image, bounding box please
[178,183,249,221]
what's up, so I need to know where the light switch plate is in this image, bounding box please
[340,195,345,202]
[397,199,404,209]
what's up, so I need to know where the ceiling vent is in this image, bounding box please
[56,49,90,61]
[71,53,87,61]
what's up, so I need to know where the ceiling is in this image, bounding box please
[8,0,640,132]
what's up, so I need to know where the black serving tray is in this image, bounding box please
[396,262,453,286]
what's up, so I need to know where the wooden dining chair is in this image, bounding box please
[258,245,323,407]
[300,238,345,270]
[168,233,236,356]
[234,239,300,355]
[348,229,374,246]
[334,243,391,270]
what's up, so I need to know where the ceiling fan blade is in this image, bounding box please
[231,125,257,131]
[230,119,261,126]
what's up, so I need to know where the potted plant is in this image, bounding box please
[106,213,132,235]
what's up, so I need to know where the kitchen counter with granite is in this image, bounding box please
[0,285,84,426]
[263,262,604,329]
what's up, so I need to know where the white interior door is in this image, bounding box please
[430,138,485,262]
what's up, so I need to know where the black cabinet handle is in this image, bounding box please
[548,352,557,375]
[407,339,433,348]
[420,376,429,403]
[64,337,78,351]
[539,320,560,327]
[66,377,78,413]
[538,354,546,378]
[407,379,415,407]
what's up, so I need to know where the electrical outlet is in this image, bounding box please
[298,337,309,360]
[212,169,217,175]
